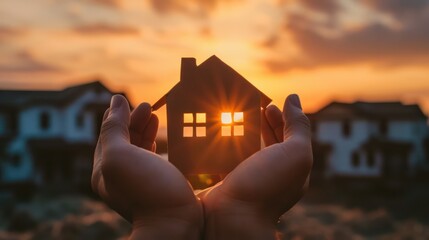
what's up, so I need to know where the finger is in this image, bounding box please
[140,113,159,151]
[94,108,110,165]
[103,108,110,121]
[100,95,131,147]
[92,108,110,194]
[151,142,157,152]
[262,105,284,146]
[283,94,311,140]
[130,102,152,147]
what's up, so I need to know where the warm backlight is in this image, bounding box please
[222,126,232,136]
[221,112,232,124]
[183,127,193,137]
[221,111,244,136]
[196,113,206,123]
[196,126,206,137]
[183,113,206,137]
[233,112,243,122]
[184,113,193,123]
[234,125,244,136]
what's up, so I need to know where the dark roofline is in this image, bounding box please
[313,101,427,120]
[0,80,119,108]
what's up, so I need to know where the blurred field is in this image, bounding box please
[1,182,428,240]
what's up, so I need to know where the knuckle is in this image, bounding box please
[293,113,311,130]
[100,117,118,136]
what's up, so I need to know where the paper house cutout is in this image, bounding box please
[153,55,271,174]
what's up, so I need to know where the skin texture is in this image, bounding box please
[92,94,313,239]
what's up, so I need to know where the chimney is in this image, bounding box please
[180,58,196,82]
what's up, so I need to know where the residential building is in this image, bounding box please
[0,81,118,191]
[310,101,429,184]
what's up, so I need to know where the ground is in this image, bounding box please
[0,183,428,240]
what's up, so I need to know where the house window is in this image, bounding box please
[183,113,206,137]
[367,150,375,167]
[40,112,50,130]
[351,152,360,167]
[10,154,21,167]
[342,120,351,137]
[76,113,85,128]
[379,119,388,136]
[221,112,244,136]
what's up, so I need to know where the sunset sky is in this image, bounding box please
[1,0,429,128]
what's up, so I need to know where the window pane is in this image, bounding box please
[221,112,232,124]
[40,112,50,130]
[184,113,193,123]
[234,125,244,136]
[196,113,206,123]
[233,112,243,122]
[183,127,193,137]
[221,126,231,136]
[352,152,360,167]
[196,127,206,137]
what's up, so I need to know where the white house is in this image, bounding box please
[0,81,119,190]
[310,101,429,181]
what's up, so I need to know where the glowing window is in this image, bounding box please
[196,113,206,123]
[221,112,244,136]
[196,127,206,137]
[221,113,232,124]
[183,127,193,137]
[183,113,206,137]
[233,112,243,122]
[221,126,231,136]
[184,113,193,123]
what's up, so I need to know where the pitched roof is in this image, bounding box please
[0,81,115,108]
[314,101,427,120]
[152,55,271,110]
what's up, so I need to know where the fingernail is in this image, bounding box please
[110,95,124,110]
[289,94,302,110]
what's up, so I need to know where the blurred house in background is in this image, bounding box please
[0,81,117,194]
[310,102,429,185]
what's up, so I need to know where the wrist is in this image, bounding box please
[129,220,201,240]
[128,203,203,240]
[202,191,277,240]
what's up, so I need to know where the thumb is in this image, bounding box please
[283,94,311,140]
[100,95,131,147]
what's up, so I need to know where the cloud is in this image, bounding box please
[72,23,140,36]
[262,2,429,72]
[0,51,62,73]
[0,26,27,40]
[148,0,241,16]
[280,0,340,14]
[88,0,123,8]
[363,0,429,18]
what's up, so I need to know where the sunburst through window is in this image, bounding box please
[221,112,244,136]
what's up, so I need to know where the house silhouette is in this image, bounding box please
[0,81,122,194]
[153,56,271,174]
[308,101,429,186]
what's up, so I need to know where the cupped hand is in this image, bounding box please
[200,94,313,240]
[91,95,203,239]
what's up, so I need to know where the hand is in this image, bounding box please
[91,95,203,239]
[199,94,313,240]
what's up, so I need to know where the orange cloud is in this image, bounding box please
[72,23,141,36]
[261,1,429,72]
[0,50,62,73]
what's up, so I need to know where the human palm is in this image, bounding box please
[200,95,312,239]
[92,94,312,239]
[92,95,203,239]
